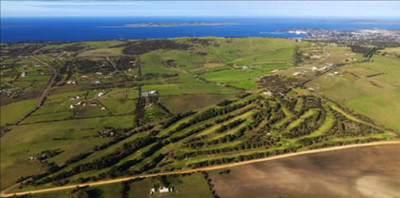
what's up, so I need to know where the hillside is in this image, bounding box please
[1,37,399,196]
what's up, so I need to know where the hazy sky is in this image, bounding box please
[1,1,399,18]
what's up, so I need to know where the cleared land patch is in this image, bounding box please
[209,145,400,198]
[159,94,235,114]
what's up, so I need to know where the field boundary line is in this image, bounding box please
[2,140,400,197]
[1,56,57,134]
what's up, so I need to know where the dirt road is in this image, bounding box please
[2,56,57,130]
[1,140,399,197]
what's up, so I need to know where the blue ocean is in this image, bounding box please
[1,17,400,42]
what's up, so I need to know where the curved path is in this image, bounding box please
[2,140,399,197]
[2,56,57,129]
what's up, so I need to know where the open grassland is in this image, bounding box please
[0,115,135,190]
[137,37,295,90]
[10,173,212,198]
[7,92,394,193]
[209,144,400,198]
[380,47,400,55]
[306,55,400,131]
[154,174,213,198]
[0,98,38,127]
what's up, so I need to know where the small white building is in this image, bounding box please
[98,92,104,97]
[145,103,153,108]
[21,72,27,77]
[70,104,76,109]
[150,188,156,195]
[66,80,76,85]
[150,187,171,195]
[262,91,273,96]
[70,95,80,100]
[159,187,170,193]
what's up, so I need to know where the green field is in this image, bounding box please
[307,55,400,131]
[1,37,399,196]
[1,98,37,126]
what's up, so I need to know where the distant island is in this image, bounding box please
[101,22,235,28]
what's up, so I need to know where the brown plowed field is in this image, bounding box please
[209,145,400,198]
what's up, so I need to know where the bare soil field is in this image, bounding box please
[209,145,400,198]
[159,94,235,113]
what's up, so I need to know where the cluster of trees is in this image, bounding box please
[207,127,247,145]
[42,43,84,54]
[54,59,73,85]
[349,45,372,54]
[69,186,103,198]
[162,59,178,67]
[293,46,303,66]
[325,119,383,138]
[39,149,64,160]
[296,135,326,146]
[112,56,137,71]
[296,108,384,146]
[168,99,254,135]
[180,139,279,159]
[202,172,220,198]
[282,110,325,139]
[142,73,179,80]
[63,59,113,75]
[123,39,190,55]
[2,43,45,57]
[187,38,213,46]
[94,125,154,152]
[188,147,297,169]
[279,97,298,112]
[218,169,231,175]
[215,114,235,124]
[217,99,233,107]
[216,119,245,133]
[162,111,196,129]
[120,181,130,198]
[169,123,213,143]
[183,110,270,150]
[135,86,145,126]
[256,75,298,93]
[215,107,254,124]
[298,97,322,114]
[38,136,158,184]
[307,137,384,150]
[268,110,286,126]
[364,47,378,59]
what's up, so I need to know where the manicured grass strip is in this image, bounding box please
[285,108,319,132]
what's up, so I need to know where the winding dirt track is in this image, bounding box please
[1,140,399,197]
